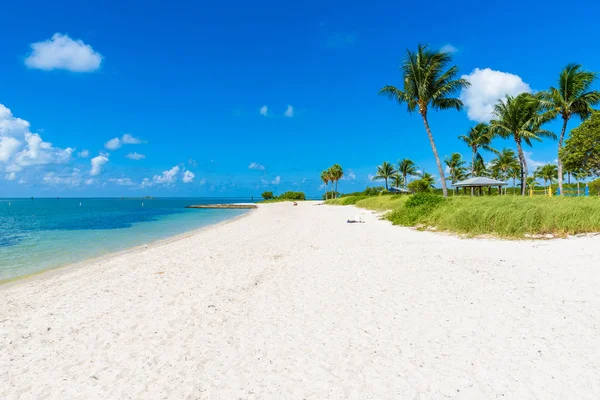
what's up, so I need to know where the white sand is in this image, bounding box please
[2,201,600,399]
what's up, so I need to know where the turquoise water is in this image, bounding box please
[0,198,251,281]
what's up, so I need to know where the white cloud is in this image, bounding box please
[188,158,197,167]
[5,172,16,181]
[272,176,281,184]
[42,170,83,186]
[460,68,532,122]
[182,170,195,183]
[104,137,122,150]
[77,149,89,158]
[126,152,145,160]
[368,174,375,181]
[342,169,356,180]
[284,105,294,117]
[104,134,144,150]
[524,151,551,169]
[153,165,180,185]
[140,178,152,188]
[199,178,207,185]
[248,162,265,170]
[108,177,134,186]
[85,178,95,185]
[440,43,458,53]
[90,154,109,176]
[121,134,143,144]
[260,105,268,116]
[0,104,73,172]
[24,33,102,72]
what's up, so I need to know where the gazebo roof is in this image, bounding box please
[389,187,411,193]
[452,177,508,187]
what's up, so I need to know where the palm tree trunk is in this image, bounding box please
[334,179,338,198]
[420,113,447,197]
[557,117,569,196]
[403,173,407,188]
[385,178,388,190]
[515,136,528,196]
[471,148,476,196]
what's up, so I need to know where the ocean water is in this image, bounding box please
[0,198,251,281]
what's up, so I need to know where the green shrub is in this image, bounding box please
[261,191,274,200]
[405,193,445,208]
[589,178,600,196]
[407,179,432,193]
[278,191,306,200]
[387,193,445,225]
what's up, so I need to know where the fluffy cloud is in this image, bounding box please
[42,170,83,186]
[272,176,281,184]
[77,149,89,158]
[24,33,102,72]
[104,134,144,150]
[153,165,180,184]
[343,169,356,180]
[524,151,551,169]
[440,43,458,53]
[248,162,265,170]
[0,104,73,172]
[126,152,145,160]
[5,172,16,181]
[260,105,268,116]
[108,177,134,186]
[182,170,195,183]
[284,105,294,117]
[199,178,207,185]
[460,68,532,122]
[90,154,109,176]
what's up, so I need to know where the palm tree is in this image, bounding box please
[458,123,496,178]
[444,153,467,184]
[473,153,488,177]
[391,174,404,189]
[397,158,417,187]
[526,176,537,193]
[534,164,558,192]
[573,170,586,195]
[490,148,518,182]
[320,170,330,199]
[544,64,600,195]
[490,93,556,195]
[380,44,470,197]
[329,164,344,198]
[372,161,397,190]
[420,172,436,188]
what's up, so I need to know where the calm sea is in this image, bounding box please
[0,197,252,281]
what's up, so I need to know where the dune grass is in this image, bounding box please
[325,195,408,210]
[385,195,600,238]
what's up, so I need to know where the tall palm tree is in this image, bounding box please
[490,148,518,182]
[391,173,404,189]
[526,176,537,193]
[508,167,521,194]
[329,164,344,198]
[420,172,436,188]
[472,153,488,177]
[534,164,559,191]
[372,161,397,190]
[544,64,600,195]
[320,170,330,199]
[380,44,470,197]
[490,93,556,195]
[397,158,417,187]
[458,123,496,178]
[444,153,467,184]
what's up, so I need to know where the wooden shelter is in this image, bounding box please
[451,177,508,196]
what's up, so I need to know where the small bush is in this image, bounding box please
[589,178,600,196]
[261,191,274,200]
[278,191,306,200]
[405,193,445,208]
[407,179,432,193]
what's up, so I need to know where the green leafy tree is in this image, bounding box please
[544,64,600,195]
[560,112,600,178]
[397,158,417,187]
[261,191,274,200]
[444,153,467,183]
[380,44,470,197]
[420,172,436,188]
[490,93,556,195]
[372,161,397,190]
[534,164,558,191]
[458,123,496,177]
[490,148,519,182]
[407,179,432,193]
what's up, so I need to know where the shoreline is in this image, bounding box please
[0,208,255,289]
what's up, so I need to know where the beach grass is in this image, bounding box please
[325,195,408,209]
[330,194,600,238]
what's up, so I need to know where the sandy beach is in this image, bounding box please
[1,201,600,399]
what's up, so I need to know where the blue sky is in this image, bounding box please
[1,0,599,197]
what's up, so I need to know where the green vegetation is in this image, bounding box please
[320,164,344,200]
[380,44,470,197]
[354,195,408,211]
[261,191,274,200]
[459,122,496,179]
[372,161,396,190]
[260,191,306,202]
[561,112,600,179]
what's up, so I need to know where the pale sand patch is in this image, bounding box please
[1,201,600,399]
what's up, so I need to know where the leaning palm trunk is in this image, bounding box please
[515,137,528,196]
[471,148,476,196]
[421,114,448,197]
[557,118,568,196]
